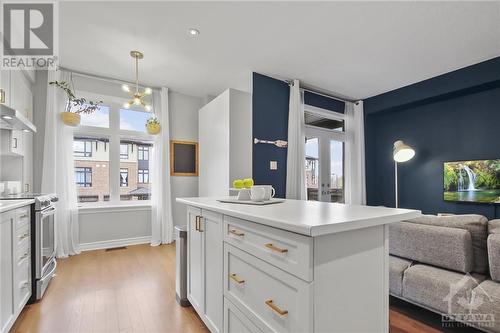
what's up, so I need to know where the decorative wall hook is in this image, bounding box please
[253,138,288,148]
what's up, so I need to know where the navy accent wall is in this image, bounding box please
[364,57,500,219]
[252,73,290,198]
[304,91,345,113]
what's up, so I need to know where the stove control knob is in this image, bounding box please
[51,197,59,202]
[42,200,50,206]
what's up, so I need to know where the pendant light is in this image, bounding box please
[122,51,152,111]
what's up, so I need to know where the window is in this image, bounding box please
[72,93,155,205]
[138,169,149,183]
[305,107,344,132]
[120,168,129,187]
[120,108,152,132]
[120,144,129,160]
[73,140,93,157]
[80,105,110,128]
[75,167,92,187]
[138,145,149,160]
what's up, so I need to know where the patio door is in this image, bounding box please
[304,105,345,203]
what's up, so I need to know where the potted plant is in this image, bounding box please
[146,116,161,135]
[49,81,102,126]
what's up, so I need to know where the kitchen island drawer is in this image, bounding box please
[224,243,312,333]
[224,216,312,281]
[224,297,263,333]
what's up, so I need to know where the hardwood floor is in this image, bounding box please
[11,243,440,333]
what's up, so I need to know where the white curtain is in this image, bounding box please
[285,80,307,200]
[41,70,80,257]
[344,101,366,205]
[151,87,174,245]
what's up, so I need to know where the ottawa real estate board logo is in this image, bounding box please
[1,2,58,70]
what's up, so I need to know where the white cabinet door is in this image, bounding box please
[187,206,203,314]
[0,212,14,333]
[0,70,11,106]
[202,210,223,333]
[10,71,33,120]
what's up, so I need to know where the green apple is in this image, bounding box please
[243,178,254,188]
[233,179,244,189]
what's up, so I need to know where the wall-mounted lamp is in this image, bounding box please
[254,138,287,148]
[393,140,415,208]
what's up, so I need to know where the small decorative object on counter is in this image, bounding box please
[49,80,102,127]
[146,116,161,135]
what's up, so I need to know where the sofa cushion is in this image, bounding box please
[488,234,500,282]
[489,219,500,235]
[406,214,489,274]
[402,264,486,315]
[389,255,412,296]
[470,280,500,333]
[390,222,473,273]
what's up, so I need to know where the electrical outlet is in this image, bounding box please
[270,161,278,170]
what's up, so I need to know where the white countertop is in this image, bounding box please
[0,199,34,213]
[176,197,421,236]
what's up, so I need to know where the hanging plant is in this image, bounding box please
[146,116,161,135]
[49,80,103,126]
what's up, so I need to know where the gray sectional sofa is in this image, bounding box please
[389,214,500,332]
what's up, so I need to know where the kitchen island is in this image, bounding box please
[177,197,420,333]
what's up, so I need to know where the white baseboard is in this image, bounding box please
[79,236,151,252]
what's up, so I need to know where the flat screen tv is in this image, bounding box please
[444,159,500,204]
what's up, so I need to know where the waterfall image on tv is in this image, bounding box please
[444,159,500,204]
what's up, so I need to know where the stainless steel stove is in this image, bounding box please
[0,193,58,301]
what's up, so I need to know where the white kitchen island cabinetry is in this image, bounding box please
[179,197,420,333]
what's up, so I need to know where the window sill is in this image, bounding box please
[78,201,152,213]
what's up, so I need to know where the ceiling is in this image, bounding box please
[59,1,500,100]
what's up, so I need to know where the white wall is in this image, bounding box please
[169,91,203,226]
[78,206,151,250]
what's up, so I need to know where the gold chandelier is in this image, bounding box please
[122,50,152,111]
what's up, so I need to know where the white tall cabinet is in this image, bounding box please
[198,89,252,196]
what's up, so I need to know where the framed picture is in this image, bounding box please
[170,140,199,176]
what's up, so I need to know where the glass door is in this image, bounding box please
[305,130,344,203]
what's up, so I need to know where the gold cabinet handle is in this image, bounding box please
[229,273,245,284]
[19,214,28,219]
[265,243,288,253]
[195,216,200,231]
[229,229,244,237]
[0,89,5,104]
[265,299,288,316]
[19,233,29,240]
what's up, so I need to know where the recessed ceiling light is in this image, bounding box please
[22,129,30,133]
[188,28,200,36]
[2,115,13,120]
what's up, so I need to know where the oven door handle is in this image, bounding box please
[41,207,56,217]
[40,259,57,283]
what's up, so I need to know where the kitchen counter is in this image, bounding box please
[0,199,34,213]
[176,196,421,236]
